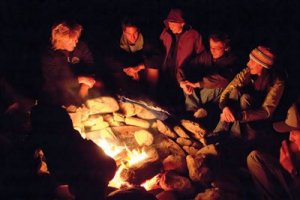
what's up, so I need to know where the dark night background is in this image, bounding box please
[1,0,299,99]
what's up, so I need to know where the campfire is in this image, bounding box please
[67,96,235,199]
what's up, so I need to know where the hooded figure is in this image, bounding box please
[158,8,205,112]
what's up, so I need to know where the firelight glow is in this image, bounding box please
[96,138,125,158]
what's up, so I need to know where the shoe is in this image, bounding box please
[194,108,208,118]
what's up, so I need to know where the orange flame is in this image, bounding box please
[141,174,161,191]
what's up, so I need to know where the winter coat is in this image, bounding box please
[219,67,285,122]
[160,24,205,83]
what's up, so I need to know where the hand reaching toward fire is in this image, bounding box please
[123,64,145,80]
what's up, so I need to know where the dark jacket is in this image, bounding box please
[31,104,116,198]
[187,50,239,88]
[41,41,95,106]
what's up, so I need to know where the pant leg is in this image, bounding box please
[184,90,200,112]
[200,88,224,104]
[247,150,293,200]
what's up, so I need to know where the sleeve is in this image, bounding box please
[241,76,285,122]
[219,68,250,109]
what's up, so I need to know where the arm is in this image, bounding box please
[219,68,250,109]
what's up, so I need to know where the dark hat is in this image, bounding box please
[164,9,185,23]
[273,104,300,133]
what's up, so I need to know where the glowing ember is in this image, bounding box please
[141,174,161,191]
[108,163,131,188]
[95,138,125,158]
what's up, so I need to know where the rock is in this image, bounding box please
[160,171,194,197]
[157,120,177,138]
[174,126,190,138]
[176,137,193,146]
[186,154,213,186]
[162,155,187,174]
[136,106,157,120]
[194,188,221,200]
[181,119,206,141]
[134,130,154,146]
[119,102,136,117]
[86,96,119,114]
[125,117,150,129]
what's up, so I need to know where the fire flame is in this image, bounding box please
[95,138,151,189]
[141,174,161,191]
[95,138,125,158]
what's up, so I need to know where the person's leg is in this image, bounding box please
[247,150,293,200]
[200,88,223,104]
[184,90,200,112]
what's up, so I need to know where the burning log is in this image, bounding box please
[120,161,162,185]
[194,188,221,200]
[162,155,187,174]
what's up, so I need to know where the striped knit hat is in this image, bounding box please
[249,46,275,69]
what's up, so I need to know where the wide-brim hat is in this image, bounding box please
[273,104,300,133]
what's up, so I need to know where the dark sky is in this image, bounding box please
[1,0,299,96]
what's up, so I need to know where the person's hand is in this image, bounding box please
[220,106,236,122]
[79,84,90,98]
[78,76,95,88]
[280,140,297,175]
[179,81,193,95]
[123,67,140,80]
[185,81,200,89]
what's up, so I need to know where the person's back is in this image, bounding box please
[31,103,116,200]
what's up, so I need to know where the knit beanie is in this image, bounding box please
[249,46,275,69]
[164,9,185,24]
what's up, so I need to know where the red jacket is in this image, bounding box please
[160,25,205,83]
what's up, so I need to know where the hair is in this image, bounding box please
[121,17,140,32]
[51,21,83,50]
[209,32,231,50]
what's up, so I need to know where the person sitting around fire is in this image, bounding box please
[107,17,162,97]
[247,98,300,199]
[158,8,205,113]
[204,45,285,144]
[180,32,239,119]
[30,103,117,200]
[40,20,96,107]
